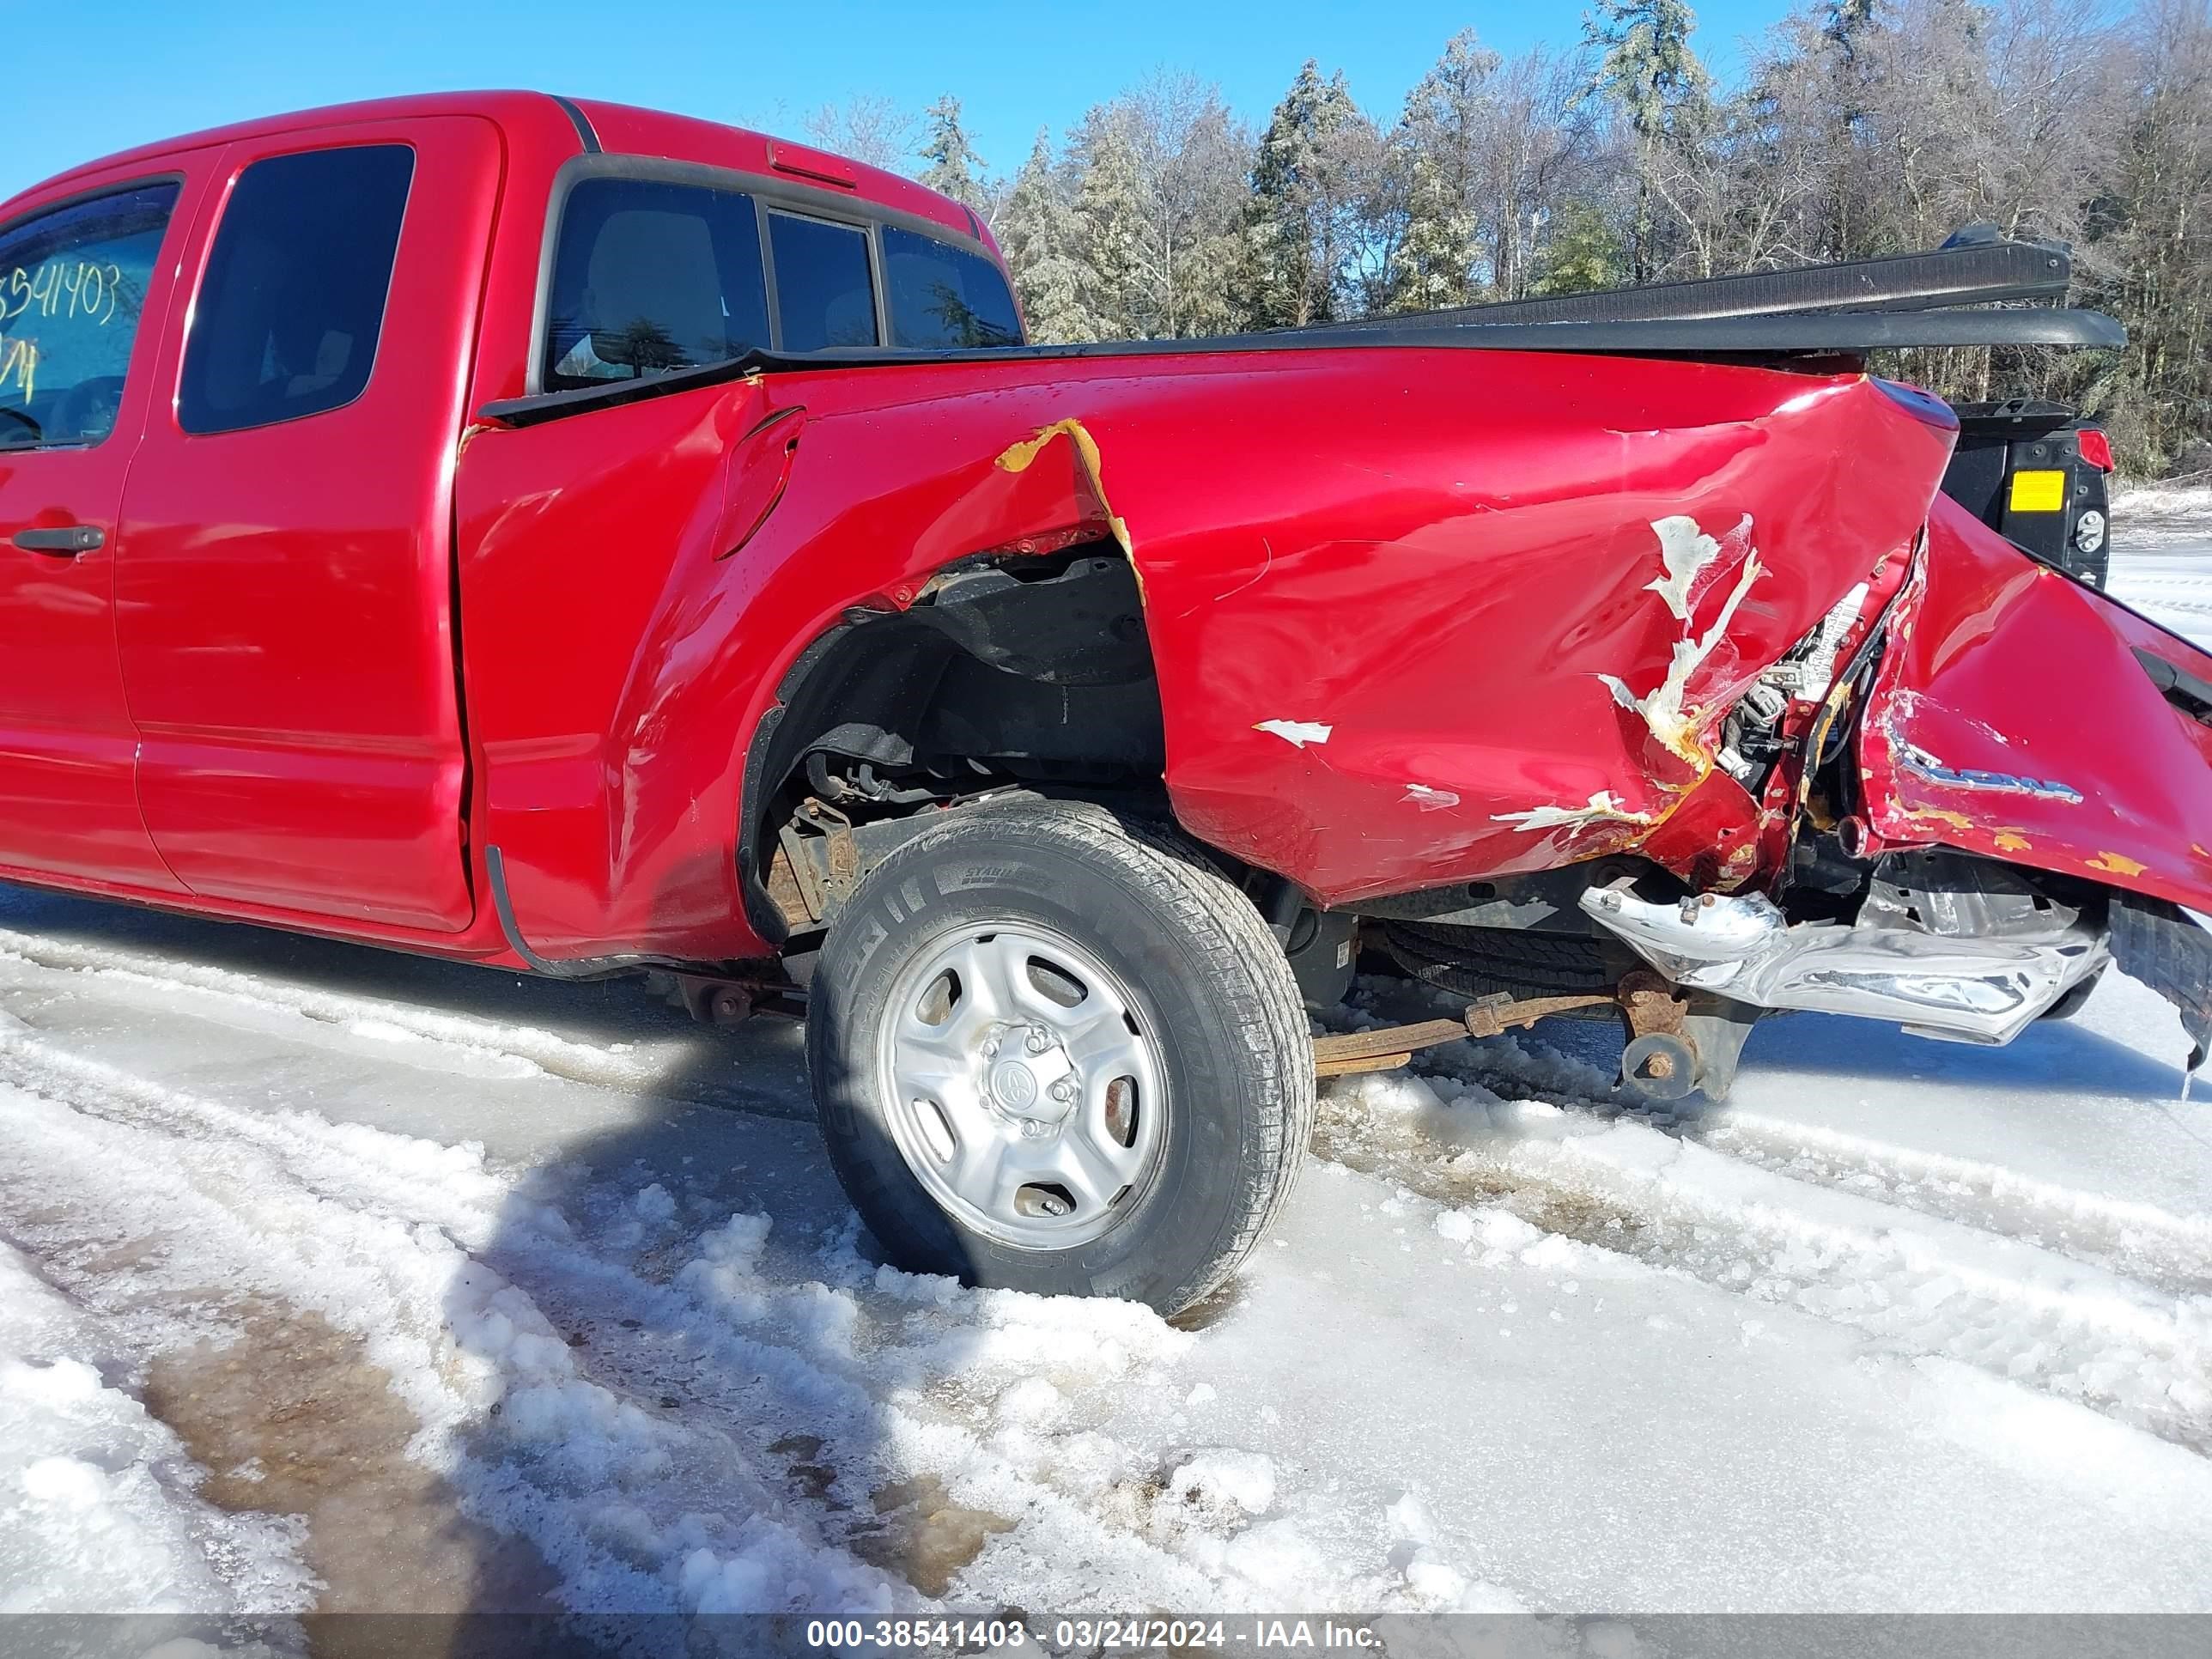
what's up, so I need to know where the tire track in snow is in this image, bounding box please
[1362,1011,2212,1297]
[0,925,811,1120]
[1696,1112,2212,1297]
[2112,592,2212,619]
[1317,1068,2212,1457]
[0,1023,1311,1614]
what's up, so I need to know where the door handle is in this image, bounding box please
[13,525,105,556]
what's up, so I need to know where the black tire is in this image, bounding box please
[806,798,1315,1315]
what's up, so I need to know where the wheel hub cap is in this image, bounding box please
[985,1024,1076,1126]
[875,925,1168,1249]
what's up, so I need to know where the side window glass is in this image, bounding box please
[178,145,414,435]
[769,214,878,350]
[881,225,1022,349]
[542,178,769,392]
[0,181,177,449]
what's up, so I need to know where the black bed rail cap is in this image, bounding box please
[1326,234,2073,330]
[477,305,2124,428]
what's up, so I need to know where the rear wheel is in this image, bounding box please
[806,799,1314,1314]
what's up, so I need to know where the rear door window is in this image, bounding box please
[179,145,415,434]
[881,225,1021,348]
[769,213,878,350]
[0,181,178,448]
[542,178,770,391]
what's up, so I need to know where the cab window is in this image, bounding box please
[0,181,178,449]
[542,178,770,392]
[179,145,415,434]
[882,225,1021,348]
[769,212,878,350]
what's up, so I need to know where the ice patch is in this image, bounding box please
[1168,1449,1278,1516]
[1385,1489,1437,1545]
[1218,1516,1325,1591]
[994,1376,1064,1425]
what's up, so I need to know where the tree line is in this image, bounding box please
[807,0,2212,475]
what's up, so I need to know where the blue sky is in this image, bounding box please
[11,0,1787,200]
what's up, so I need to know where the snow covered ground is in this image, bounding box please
[3,489,2211,1631]
[2104,482,2212,646]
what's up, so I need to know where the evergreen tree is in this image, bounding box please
[1389,30,1501,307]
[996,131,1097,343]
[918,94,990,213]
[1071,112,1149,337]
[1581,0,1711,280]
[1391,151,1480,310]
[1235,60,1366,327]
[1529,199,1629,294]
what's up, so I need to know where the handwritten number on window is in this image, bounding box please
[0,260,124,326]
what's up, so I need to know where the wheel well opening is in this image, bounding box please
[739,540,1167,944]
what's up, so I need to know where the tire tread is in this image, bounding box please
[815,794,1315,1313]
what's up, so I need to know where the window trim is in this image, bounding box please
[526,152,1016,395]
[176,141,417,439]
[0,173,185,453]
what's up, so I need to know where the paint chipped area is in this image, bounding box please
[1256,720,1333,749]
[2090,851,2150,878]
[994,417,1133,558]
[1492,791,1654,834]
[1401,784,1460,811]
[1899,803,1978,833]
[1498,514,1763,842]
[1600,518,1765,773]
[1644,512,1753,623]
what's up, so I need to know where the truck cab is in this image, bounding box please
[0,92,1018,950]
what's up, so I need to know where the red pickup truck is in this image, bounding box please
[4,93,2209,1316]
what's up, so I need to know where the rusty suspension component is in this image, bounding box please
[1310,990,1613,1077]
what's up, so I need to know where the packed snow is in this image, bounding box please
[2105,482,2212,648]
[0,488,2209,1626]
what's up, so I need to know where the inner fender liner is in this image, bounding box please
[911,554,1151,685]
[2110,892,2212,1071]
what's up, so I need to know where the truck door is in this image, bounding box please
[0,173,188,891]
[114,119,500,931]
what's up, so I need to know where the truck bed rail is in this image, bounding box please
[1327,232,2075,330]
[480,303,2124,429]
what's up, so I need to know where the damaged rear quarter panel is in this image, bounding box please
[1091,359,1952,903]
[768,351,1951,905]
[460,346,1961,955]
[1860,493,2212,912]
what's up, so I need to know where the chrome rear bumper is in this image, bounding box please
[1579,885,2108,1046]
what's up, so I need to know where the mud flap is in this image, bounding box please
[2109,893,2212,1073]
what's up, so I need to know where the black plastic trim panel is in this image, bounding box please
[550,94,600,154]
